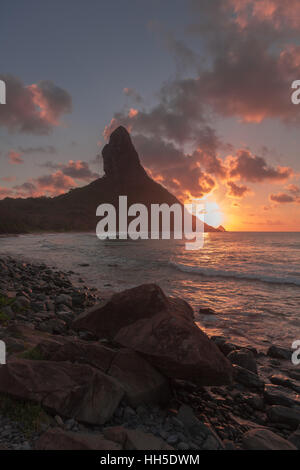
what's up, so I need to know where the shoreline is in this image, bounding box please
[0,255,299,450]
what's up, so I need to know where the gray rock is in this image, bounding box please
[288,429,300,449]
[177,404,224,448]
[55,294,72,308]
[177,442,189,450]
[233,365,264,390]
[267,345,291,361]
[218,342,238,357]
[270,375,300,393]
[227,349,257,374]
[15,296,30,309]
[201,434,224,450]
[264,384,299,408]
[267,405,300,429]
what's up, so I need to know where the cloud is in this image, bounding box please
[8,150,23,165]
[286,184,300,195]
[0,75,72,135]
[41,160,98,181]
[269,192,296,203]
[133,134,216,200]
[102,0,298,204]
[228,149,292,182]
[13,171,76,198]
[187,0,300,123]
[0,158,98,200]
[0,187,14,198]
[17,145,57,155]
[227,180,250,198]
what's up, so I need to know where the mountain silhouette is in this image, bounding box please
[0,126,223,234]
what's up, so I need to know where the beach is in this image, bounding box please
[0,253,299,450]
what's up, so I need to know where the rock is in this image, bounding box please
[54,415,64,427]
[37,338,170,407]
[177,442,190,450]
[227,349,257,374]
[3,324,65,357]
[267,345,291,361]
[37,338,116,373]
[73,284,233,386]
[242,428,297,450]
[270,374,300,393]
[102,126,148,182]
[0,359,124,425]
[35,428,122,450]
[177,404,224,449]
[267,406,300,429]
[288,429,300,449]
[15,296,30,309]
[233,365,264,390]
[223,440,237,450]
[108,348,170,407]
[55,294,72,308]
[103,426,173,450]
[217,342,238,357]
[264,384,299,408]
[198,307,216,315]
[287,369,300,381]
[244,395,264,411]
[202,434,224,450]
[37,319,67,334]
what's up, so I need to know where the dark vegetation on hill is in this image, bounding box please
[0,127,223,234]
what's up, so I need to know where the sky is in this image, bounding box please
[1,0,300,231]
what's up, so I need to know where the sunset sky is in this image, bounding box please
[1,0,300,231]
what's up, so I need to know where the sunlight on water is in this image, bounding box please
[1,231,300,351]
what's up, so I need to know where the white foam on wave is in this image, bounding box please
[170,261,300,287]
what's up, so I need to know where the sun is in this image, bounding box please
[203,201,223,227]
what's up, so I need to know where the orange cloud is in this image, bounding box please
[8,151,23,165]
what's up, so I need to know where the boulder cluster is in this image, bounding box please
[0,256,299,450]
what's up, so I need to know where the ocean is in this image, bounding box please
[1,231,300,352]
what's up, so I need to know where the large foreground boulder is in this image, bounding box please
[73,284,233,386]
[36,338,170,406]
[0,359,124,425]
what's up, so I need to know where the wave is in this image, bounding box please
[170,261,300,287]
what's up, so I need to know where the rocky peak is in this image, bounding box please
[102,126,147,180]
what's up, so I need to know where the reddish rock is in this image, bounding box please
[73,284,174,338]
[73,284,233,386]
[37,338,116,373]
[108,348,170,406]
[37,338,170,407]
[0,359,124,425]
[103,426,173,450]
[242,429,297,450]
[35,428,122,450]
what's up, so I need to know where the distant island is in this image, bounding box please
[0,127,225,234]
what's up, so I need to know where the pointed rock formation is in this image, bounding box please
[102,126,147,181]
[0,126,223,233]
